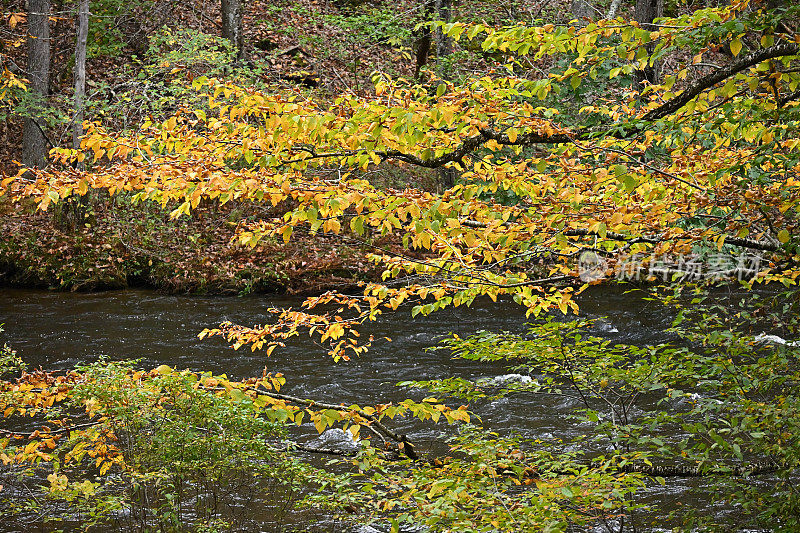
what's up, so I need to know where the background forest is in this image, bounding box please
[1,0,800,531]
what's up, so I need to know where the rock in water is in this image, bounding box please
[477,373,533,386]
[318,428,360,452]
[754,333,800,346]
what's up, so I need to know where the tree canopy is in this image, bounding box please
[5,0,800,356]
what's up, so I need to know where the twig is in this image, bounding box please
[253,386,419,459]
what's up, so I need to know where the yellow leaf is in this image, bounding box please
[324,218,341,233]
[8,13,24,29]
[327,323,345,340]
[281,225,293,243]
[730,38,742,57]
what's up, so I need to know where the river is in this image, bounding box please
[0,284,756,531]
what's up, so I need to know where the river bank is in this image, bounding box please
[0,198,395,295]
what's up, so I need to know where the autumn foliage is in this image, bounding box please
[4,0,799,359]
[1,0,800,528]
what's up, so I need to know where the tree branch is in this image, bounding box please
[253,386,419,459]
[0,419,102,438]
[375,43,799,170]
[614,460,782,478]
[642,42,800,122]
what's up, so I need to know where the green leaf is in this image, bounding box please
[229,388,246,402]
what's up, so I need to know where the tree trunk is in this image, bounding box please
[437,166,456,190]
[23,0,51,170]
[633,0,663,89]
[606,0,623,19]
[434,0,451,77]
[413,0,436,79]
[221,0,244,60]
[433,0,455,188]
[55,0,89,228]
[571,0,595,23]
[73,0,88,167]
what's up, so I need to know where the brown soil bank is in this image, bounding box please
[0,198,385,295]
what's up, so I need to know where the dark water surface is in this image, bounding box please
[0,284,756,531]
[0,285,678,437]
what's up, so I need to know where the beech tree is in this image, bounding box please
[633,0,663,87]
[2,0,800,530]
[221,0,243,60]
[72,0,89,169]
[9,0,796,358]
[22,0,51,170]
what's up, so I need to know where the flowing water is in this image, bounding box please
[0,285,678,440]
[0,284,760,531]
